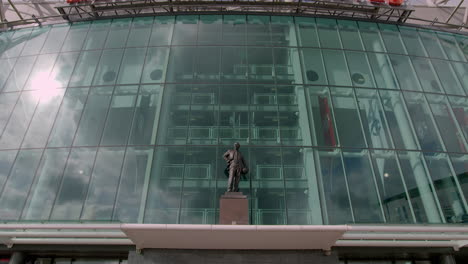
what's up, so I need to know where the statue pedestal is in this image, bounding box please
[219,192,249,225]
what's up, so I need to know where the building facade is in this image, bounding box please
[0,14,468,263]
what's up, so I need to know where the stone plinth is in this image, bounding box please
[219,192,249,225]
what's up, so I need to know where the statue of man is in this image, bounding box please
[223,142,249,192]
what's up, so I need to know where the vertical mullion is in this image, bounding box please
[269,17,288,225]
[111,17,157,222]
[399,93,445,222]
[391,150,418,223]
[295,17,329,223]
[351,88,387,222]
[374,89,417,223]
[339,150,356,223]
[78,86,117,220]
[47,87,93,220]
[17,89,68,220]
[139,16,176,223]
[422,94,468,213]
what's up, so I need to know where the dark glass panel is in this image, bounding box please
[222,15,246,45]
[141,47,169,84]
[40,24,69,54]
[403,91,444,152]
[50,52,80,88]
[343,150,384,223]
[21,27,50,56]
[0,58,16,91]
[127,17,153,47]
[449,153,468,207]
[451,62,468,95]
[270,16,294,46]
[273,48,302,84]
[69,50,101,87]
[370,150,414,223]
[367,53,398,89]
[48,88,89,147]
[430,59,465,96]
[82,147,125,220]
[307,86,338,147]
[92,49,124,86]
[21,89,65,148]
[295,17,319,47]
[21,148,69,220]
[0,92,20,133]
[128,85,161,145]
[221,47,247,83]
[105,18,131,49]
[0,149,42,220]
[300,49,327,85]
[410,57,442,93]
[284,147,323,225]
[172,15,198,45]
[197,15,222,45]
[83,20,111,50]
[1,28,31,58]
[117,48,146,84]
[437,32,466,62]
[337,20,364,50]
[0,150,18,203]
[250,147,285,225]
[149,16,174,46]
[179,147,217,224]
[101,85,138,146]
[330,87,366,148]
[144,146,185,223]
[318,149,353,224]
[379,90,420,150]
[358,21,385,52]
[399,26,427,57]
[316,18,341,49]
[73,86,113,147]
[397,151,442,223]
[355,89,394,149]
[50,147,98,220]
[426,94,467,153]
[345,51,376,88]
[2,56,36,92]
[322,50,351,86]
[113,147,153,222]
[166,47,195,83]
[418,29,447,59]
[378,23,407,54]
[0,91,40,150]
[247,47,274,84]
[195,47,220,83]
[246,15,271,46]
[61,22,90,52]
[389,54,422,91]
[157,84,190,145]
[424,152,467,223]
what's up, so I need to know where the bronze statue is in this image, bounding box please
[223,142,249,192]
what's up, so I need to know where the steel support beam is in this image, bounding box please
[0,0,5,23]
[55,0,414,24]
[446,0,464,23]
[7,0,23,21]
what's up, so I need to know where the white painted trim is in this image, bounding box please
[8,238,134,246]
[0,224,467,249]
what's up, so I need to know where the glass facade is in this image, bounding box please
[0,15,467,225]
